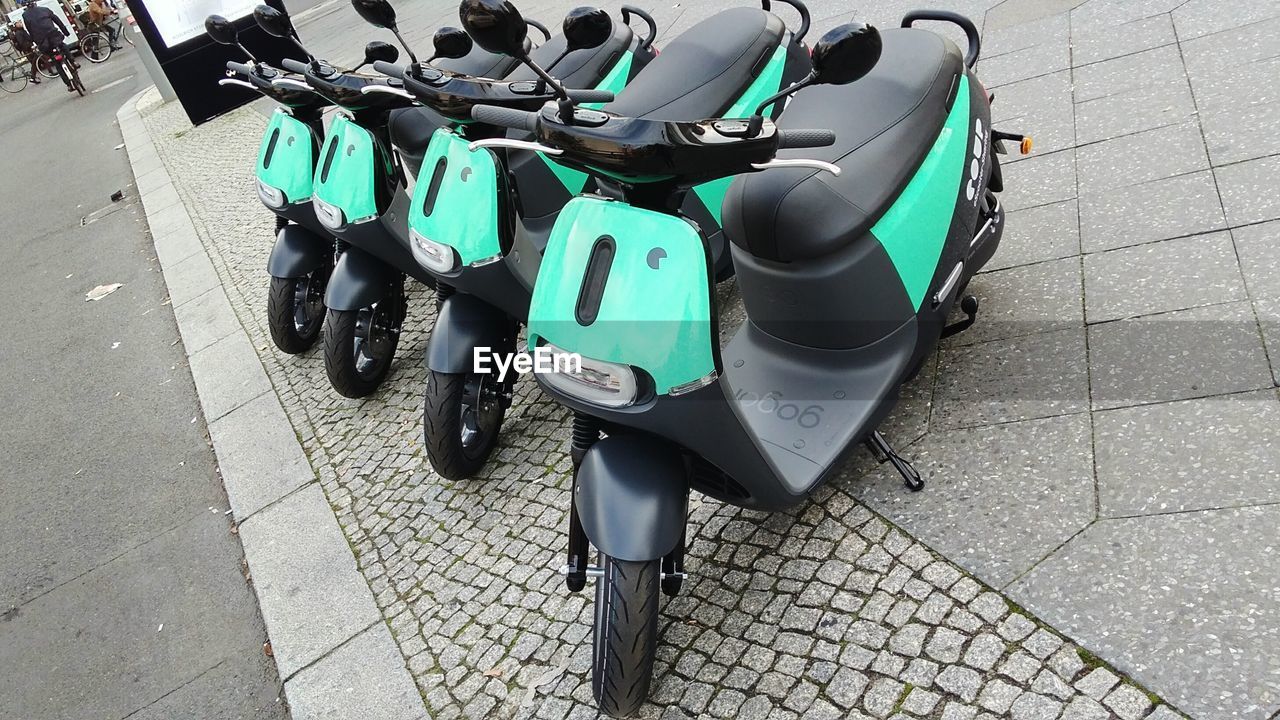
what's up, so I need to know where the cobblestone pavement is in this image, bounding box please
[132,0,1280,717]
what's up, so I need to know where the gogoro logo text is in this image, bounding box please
[733,390,825,429]
[965,117,988,205]
[473,347,582,382]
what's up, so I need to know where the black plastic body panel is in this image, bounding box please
[425,293,517,373]
[575,435,689,562]
[267,223,332,279]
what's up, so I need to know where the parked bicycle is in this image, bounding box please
[0,53,31,93]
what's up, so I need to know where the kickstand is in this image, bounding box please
[866,430,925,492]
[942,295,980,339]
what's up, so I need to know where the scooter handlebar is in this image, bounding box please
[471,105,539,132]
[565,89,614,104]
[775,129,836,149]
[226,60,255,77]
[280,58,310,74]
[374,61,404,80]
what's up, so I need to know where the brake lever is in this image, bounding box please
[467,138,563,155]
[751,158,842,176]
[361,85,415,100]
[271,77,313,92]
[218,78,257,91]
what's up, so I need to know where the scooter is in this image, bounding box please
[392,0,812,479]
[462,2,1027,714]
[355,0,664,478]
[205,13,337,355]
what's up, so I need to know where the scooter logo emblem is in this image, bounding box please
[965,118,989,205]
[646,247,667,270]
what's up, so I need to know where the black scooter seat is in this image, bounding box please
[604,7,786,121]
[390,22,636,158]
[725,28,964,262]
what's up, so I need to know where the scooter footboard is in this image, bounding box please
[577,435,688,562]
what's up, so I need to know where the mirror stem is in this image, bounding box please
[520,56,569,102]
[389,27,419,65]
[236,42,260,64]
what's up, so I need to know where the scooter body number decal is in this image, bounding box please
[408,128,502,266]
[528,197,715,395]
[257,109,314,205]
[312,114,384,225]
[870,74,973,311]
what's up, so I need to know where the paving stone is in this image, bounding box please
[1061,695,1110,720]
[1104,683,1154,720]
[926,627,966,663]
[1082,232,1246,323]
[999,149,1078,212]
[1022,629,1064,660]
[902,687,941,715]
[1094,390,1280,516]
[1181,15,1280,76]
[934,327,1089,428]
[1201,100,1280,166]
[963,633,1005,671]
[1216,154,1280,227]
[1187,56,1280,115]
[862,677,905,719]
[941,701,979,720]
[987,199,1080,272]
[1071,14,1177,64]
[937,666,983,703]
[1088,300,1274,409]
[827,668,870,709]
[187,332,272,423]
[990,71,1077,160]
[1173,0,1280,39]
[1231,220,1280,382]
[960,257,1084,346]
[1073,45,1187,104]
[1048,647,1086,682]
[1009,691,1065,720]
[1078,171,1226,253]
[208,393,315,520]
[284,622,424,720]
[1010,505,1280,718]
[1074,121,1208,192]
[889,623,929,657]
[1032,669,1076,701]
[982,40,1071,87]
[902,658,940,689]
[983,13,1071,56]
[999,651,1042,684]
[998,613,1038,642]
[1074,80,1197,145]
[851,413,1094,588]
[978,678,1023,713]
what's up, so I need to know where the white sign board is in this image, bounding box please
[148,0,257,48]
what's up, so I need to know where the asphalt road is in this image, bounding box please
[0,48,287,719]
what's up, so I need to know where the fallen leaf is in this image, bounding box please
[86,283,124,301]
[483,666,502,678]
[263,642,273,657]
[520,662,569,707]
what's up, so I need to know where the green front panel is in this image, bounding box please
[870,75,972,310]
[256,109,314,204]
[408,128,502,265]
[691,44,789,225]
[528,197,715,394]
[312,114,383,223]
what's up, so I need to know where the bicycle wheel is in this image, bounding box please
[80,33,111,63]
[37,55,57,79]
[0,61,28,93]
[68,60,85,96]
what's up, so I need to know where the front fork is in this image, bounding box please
[563,412,688,595]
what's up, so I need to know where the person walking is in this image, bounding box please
[7,20,41,85]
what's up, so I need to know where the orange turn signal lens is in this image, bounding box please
[1020,137,1034,155]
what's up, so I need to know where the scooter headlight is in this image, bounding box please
[257,179,286,209]
[540,342,638,408]
[314,197,345,230]
[411,229,459,274]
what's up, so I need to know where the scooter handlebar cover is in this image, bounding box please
[471,104,539,132]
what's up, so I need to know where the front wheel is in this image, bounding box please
[267,271,327,354]
[592,555,660,718]
[322,291,403,398]
[422,369,507,479]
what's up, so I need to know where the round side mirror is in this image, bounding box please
[364,40,399,65]
[562,6,611,52]
[431,27,473,60]
[459,0,529,57]
[811,22,882,86]
[253,4,296,38]
[351,0,398,30]
[204,15,238,45]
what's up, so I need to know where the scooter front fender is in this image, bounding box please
[576,435,688,562]
[267,223,331,279]
[426,293,514,374]
[324,247,401,311]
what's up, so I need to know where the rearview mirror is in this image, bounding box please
[562,6,611,52]
[253,4,296,38]
[204,15,238,45]
[459,0,529,58]
[431,27,473,60]
[364,40,399,65]
[351,0,398,30]
[811,22,881,86]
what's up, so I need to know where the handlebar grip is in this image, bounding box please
[280,57,309,74]
[776,129,836,149]
[566,88,615,104]
[373,60,404,79]
[471,105,539,132]
[226,60,254,76]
